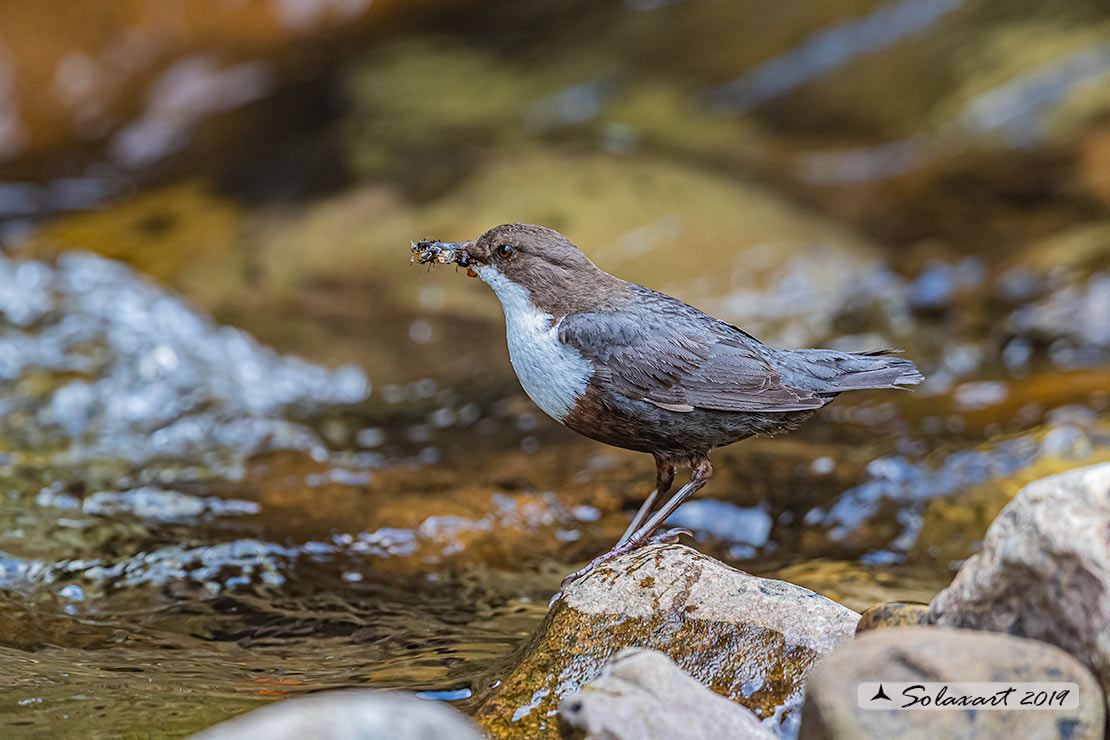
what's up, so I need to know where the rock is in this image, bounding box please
[930,463,1110,699]
[559,648,776,740]
[799,627,1105,740]
[188,689,484,740]
[475,544,859,739]
[854,602,929,634]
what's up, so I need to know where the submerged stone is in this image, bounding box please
[475,544,859,739]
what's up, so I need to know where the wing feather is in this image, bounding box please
[558,301,825,413]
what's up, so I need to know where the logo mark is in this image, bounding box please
[870,684,892,702]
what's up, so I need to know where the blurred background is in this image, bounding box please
[0,0,1108,737]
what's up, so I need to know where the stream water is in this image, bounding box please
[1,0,1108,737]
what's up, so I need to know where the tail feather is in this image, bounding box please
[774,347,924,393]
[831,354,923,390]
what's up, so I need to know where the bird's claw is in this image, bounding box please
[650,526,693,544]
[558,526,694,589]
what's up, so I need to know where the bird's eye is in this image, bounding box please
[497,244,514,258]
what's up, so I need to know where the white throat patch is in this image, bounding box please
[476,265,590,422]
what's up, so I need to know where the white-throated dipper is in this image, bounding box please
[411,223,922,586]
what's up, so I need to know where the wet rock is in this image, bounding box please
[559,648,776,740]
[930,462,1110,699]
[854,602,929,634]
[475,544,859,739]
[188,689,484,740]
[799,627,1105,740]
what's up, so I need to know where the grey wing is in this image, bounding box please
[557,310,825,413]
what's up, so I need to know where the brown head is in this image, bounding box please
[413,223,625,316]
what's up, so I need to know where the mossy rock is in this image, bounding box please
[475,544,859,739]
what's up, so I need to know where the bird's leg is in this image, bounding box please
[561,457,711,587]
[616,456,675,546]
[624,456,711,548]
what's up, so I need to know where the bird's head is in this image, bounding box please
[412,223,607,312]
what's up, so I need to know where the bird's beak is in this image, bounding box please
[410,239,478,277]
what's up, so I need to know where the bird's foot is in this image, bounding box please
[558,526,692,590]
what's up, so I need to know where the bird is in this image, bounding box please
[411,223,922,587]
